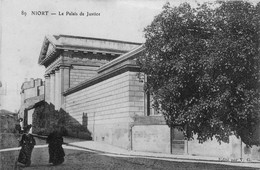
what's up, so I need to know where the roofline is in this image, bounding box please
[98,44,145,73]
[58,34,143,45]
[38,34,143,66]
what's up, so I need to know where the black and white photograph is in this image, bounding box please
[0,0,260,169]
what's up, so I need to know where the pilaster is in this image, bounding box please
[44,74,51,103]
[55,68,61,109]
[60,65,70,108]
[50,71,55,105]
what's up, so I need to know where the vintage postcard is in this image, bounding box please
[0,0,260,169]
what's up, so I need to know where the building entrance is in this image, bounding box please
[171,128,185,155]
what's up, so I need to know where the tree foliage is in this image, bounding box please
[138,1,260,145]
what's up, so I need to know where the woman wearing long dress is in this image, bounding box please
[46,125,65,165]
[17,124,36,167]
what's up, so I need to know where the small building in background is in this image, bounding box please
[19,78,45,131]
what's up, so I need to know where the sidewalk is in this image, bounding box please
[62,137,260,169]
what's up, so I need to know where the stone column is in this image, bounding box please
[44,74,51,103]
[55,68,61,109]
[50,71,55,106]
[63,66,70,91]
[60,65,70,108]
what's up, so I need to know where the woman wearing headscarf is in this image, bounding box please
[17,124,36,167]
[46,125,65,165]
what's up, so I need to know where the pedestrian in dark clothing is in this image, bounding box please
[46,125,65,165]
[17,124,36,167]
[15,118,24,134]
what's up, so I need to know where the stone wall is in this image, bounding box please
[70,65,98,87]
[63,51,116,88]
[188,135,232,158]
[130,114,260,160]
[132,125,171,153]
[188,135,260,161]
[128,72,146,117]
[65,70,144,149]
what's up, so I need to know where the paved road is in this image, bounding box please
[1,145,258,170]
[0,137,258,170]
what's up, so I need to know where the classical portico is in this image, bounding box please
[38,34,142,110]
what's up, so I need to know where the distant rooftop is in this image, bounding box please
[0,109,16,115]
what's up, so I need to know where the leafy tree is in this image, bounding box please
[137,1,260,146]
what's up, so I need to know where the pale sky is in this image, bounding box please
[0,0,258,112]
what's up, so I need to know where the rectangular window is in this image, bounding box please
[146,91,161,116]
[141,74,161,116]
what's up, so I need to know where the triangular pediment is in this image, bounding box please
[38,34,142,66]
[38,35,59,65]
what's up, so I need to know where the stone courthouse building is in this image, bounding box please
[19,34,260,161]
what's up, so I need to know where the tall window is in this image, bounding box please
[146,91,161,116]
[138,72,161,116]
